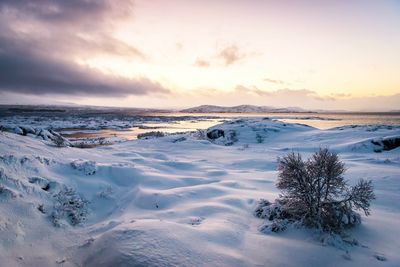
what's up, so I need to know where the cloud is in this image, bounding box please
[235,85,271,96]
[234,86,332,100]
[0,0,133,28]
[194,58,211,68]
[0,0,166,97]
[217,45,244,66]
[264,78,286,85]
[193,44,246,68]
[330,92,352,98]
[0,36,167,96]
[175,42,183,50]
[184,86,400,111]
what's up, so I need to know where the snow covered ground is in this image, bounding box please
[0,118,399,266]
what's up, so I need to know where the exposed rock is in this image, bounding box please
[13,126,24,135]
[374,253,387,261]
[20,125,35,135]
[207,129,225,139]
[371,136,400,152]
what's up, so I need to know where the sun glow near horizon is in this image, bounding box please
[83,0,400,97]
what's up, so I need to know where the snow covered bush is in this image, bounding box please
[97,185,114,199]
[254,199,293,233]
[257,149,375,233]
[194,129,207,140]
[227,130,238,144]
[70,160,97,175]
[0,184,17,201]
[51,187,89,226]
[255,133,264,143]
[50,132,69,147]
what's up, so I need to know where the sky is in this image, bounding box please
[0,0,399,111]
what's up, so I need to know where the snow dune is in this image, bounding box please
[0,119,399,266]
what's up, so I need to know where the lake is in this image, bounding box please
[60,112,400,141]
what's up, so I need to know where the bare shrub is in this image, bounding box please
[50,131,70,147]
[194,129,207,140]
[137,131,165,139]
[258,148,375,233]
[51,187,89,226]
[256,133,264,143]
[227,130,238,143]
[0,184,17,200]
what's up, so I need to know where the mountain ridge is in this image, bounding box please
[180,105,314,113]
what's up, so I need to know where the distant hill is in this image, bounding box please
[180,105,312,113]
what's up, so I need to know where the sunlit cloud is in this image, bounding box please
[217,45,244,66]
[235,86,331,101]
[264,78,286,85]
[194,58,211,68]
[330,93,352,98]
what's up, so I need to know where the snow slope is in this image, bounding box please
[0,119,399,266]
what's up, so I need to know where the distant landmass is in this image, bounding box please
[180,105,313,113]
